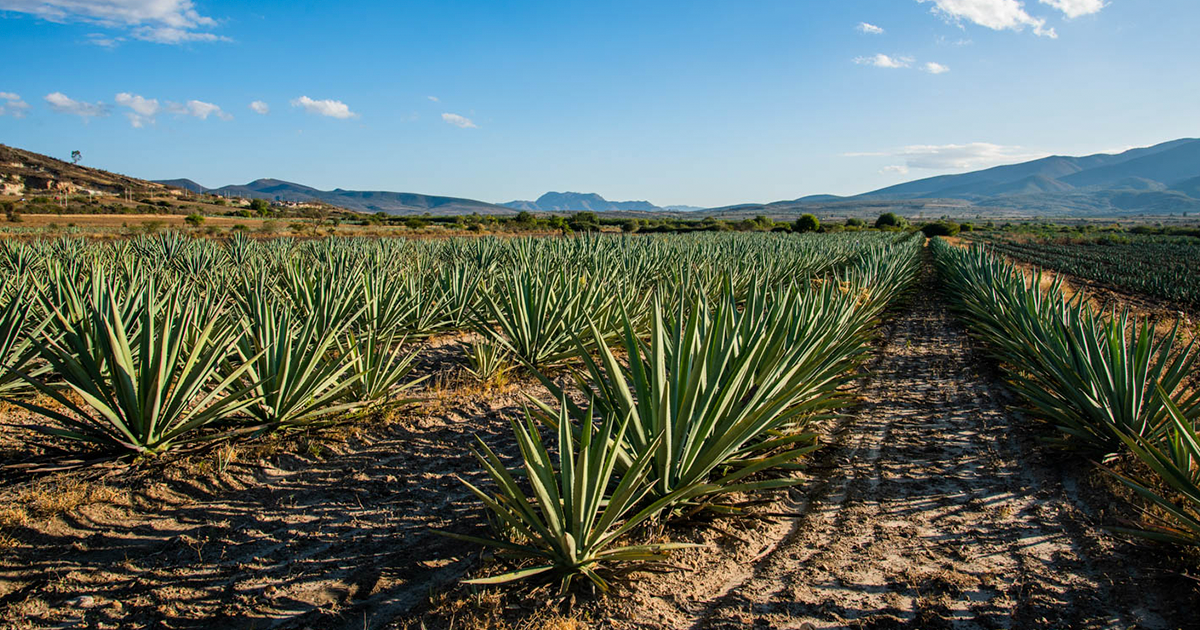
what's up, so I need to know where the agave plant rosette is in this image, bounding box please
[6,276,261,456]
[440,401,713,592]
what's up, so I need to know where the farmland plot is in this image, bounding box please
[0,232,1194,630]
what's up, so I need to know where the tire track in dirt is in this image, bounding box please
[657,262,1182,629]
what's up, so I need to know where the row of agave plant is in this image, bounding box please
[932,238,1200,547]
[0,230,907,459]
[443,235,924,592]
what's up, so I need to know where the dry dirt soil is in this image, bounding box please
[1,265,1198,630]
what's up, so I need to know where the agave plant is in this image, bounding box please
[1106,386,1200,547]
[0,282,49,396]
[341,327,425,405]
[5,277,260,455]
[534,288,859,502]
[234,278,366,430]
[440,402,712,592]
[463,339,510,384]
[471,270,618,369]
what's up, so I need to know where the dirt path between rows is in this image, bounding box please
[602,260,1195,629]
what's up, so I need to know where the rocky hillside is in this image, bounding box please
[0,145,169,197]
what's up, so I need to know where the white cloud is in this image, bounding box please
[167,99,229,120]
[249,100,269,115]
[847,142,1048,170]
[133,25,226,43]
[0,92,30,118]
[881,165,910,175]
[115,91,159,127]
[853,54,913,69]
[441,112,477,129]
[86,32,124,47]
[919,0,1057,38]
[1039,0,1105,18]
[44,92,108,118]
[427,95,439,102]
[923,61,951,74]
[0,0,228,44]
[291,96,358,119]
[114,93,229,125]
[856,22,885,34]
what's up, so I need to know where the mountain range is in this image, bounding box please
[154,178,513,215]
[502,191,662,213]
[7,137,1200,219]
[166,138,1200,217]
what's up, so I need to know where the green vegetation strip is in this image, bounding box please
[933,238,1200,547]
[968,232,1200,310]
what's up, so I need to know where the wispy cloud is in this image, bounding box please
[291,96,358,119]
[249,100,269,115]
[0,92,30,118]
[856,22,885,34]
[881,165,910,175]
[853,53,913,69]
[0,0,230,45]
[85,32,124,47]
[847,142,1047,170]
[44,92,108,119]
[167,99,230,120]
[427,95,440,102]
[919,0,1057,38]
[441,112,477,129]
[923,61,950,74]
[1039,0,1105,18]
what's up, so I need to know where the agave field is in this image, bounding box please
[965,232,1200,310]
[0,229,1197,629]
[934,239,1200,546]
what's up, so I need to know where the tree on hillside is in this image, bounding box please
[249,198,270,215]
[70,150,81,165]
[185,213,205,227]
[794,214,820,233]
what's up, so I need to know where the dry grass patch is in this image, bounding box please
[0,477,125,541]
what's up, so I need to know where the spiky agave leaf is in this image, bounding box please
[5,276,261,455]
[340,327,426,405]
[233,277,366,430]
[438,401,712,593]
[932,239,1199,456]
[1104,386,1200,547]
[0,280,50,397]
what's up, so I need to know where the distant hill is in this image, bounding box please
[1,144,170,197]
[154,177,514,215]
[503,191,663,212]
[1170,175,1200,198]
[155,178,209,194]
[851,138,1200,216]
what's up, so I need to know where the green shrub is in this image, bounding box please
[794,214,820,233]
[920,221,960,237]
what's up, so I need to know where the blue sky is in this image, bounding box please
[0,0,1196,207]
